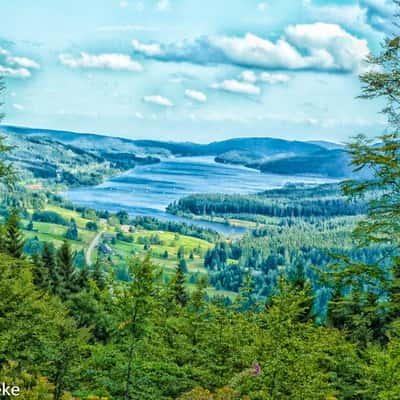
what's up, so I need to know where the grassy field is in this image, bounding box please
[17,203,235,296]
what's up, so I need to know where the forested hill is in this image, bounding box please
[1,127,159,186]
[167,183,368,219]
[1,124,357,177]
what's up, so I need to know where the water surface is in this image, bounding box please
[64,157,335,235]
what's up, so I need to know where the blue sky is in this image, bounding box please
[0,0,395,143]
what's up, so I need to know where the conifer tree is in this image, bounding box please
[42,241,60,295]
[171,262,189,306]
[5,209,24,258]
[31,251,49,290]
[65,218,79,241]
[117,254,159,400]
[57,240,77,298]
[92,258,107,291]
[328,5,400,339]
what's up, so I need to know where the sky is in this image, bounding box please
[0,0,396,143]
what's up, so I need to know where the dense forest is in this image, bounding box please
[0,14,400,400]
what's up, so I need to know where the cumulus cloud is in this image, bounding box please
[210,80,261,95]
[259,72,291,84]
[143,95,173,107]
[59,52,143,72]
[0,47,39,78]
[239,70,290,84]
[185,89,207,102]
[132,39,162,56]
[131,23,370,73]
[285,23,369,72]
[240,70,257,83]
[258,2,267,12]
[304,1,371,32]
[360,0,396,31]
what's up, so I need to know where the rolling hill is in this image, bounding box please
[1,125,359,178]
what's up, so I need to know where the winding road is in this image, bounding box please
[86,231,103,266]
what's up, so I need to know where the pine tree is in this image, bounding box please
[179,257,188,273]
[288,263,315,322]
[65,218,79,241]
[77,266,90,290]
[57,240,77,298]
[117,254,159,400]
[31,251,49,290]
[42,242,60,295]
[171,262,189,306]
[5,209,24,258]
[328,7,400,340]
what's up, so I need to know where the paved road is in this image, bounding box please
[86,231,103,266]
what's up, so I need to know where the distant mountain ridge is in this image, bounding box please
[1,125,356,178]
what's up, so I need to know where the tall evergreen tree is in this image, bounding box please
[42,242,60,295]
[57,240,77,298]
[65,218,79,241]
[31,251,49,290]
[171,262,189,306]
[328,4,400,340]
[117,254,159,400]
[5,209,24,258]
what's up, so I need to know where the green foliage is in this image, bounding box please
[65,219,79,241]
[5,208,25,258]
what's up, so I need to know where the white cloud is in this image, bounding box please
[132,39,162,56]
[258,2,267,12]
[284,23,369,72]
[12,103,24,111]
[143,95,173,107]
[0,47,39,78]
[360,0,396,31]
[210,79,261,95]
[304,1,371,33]
[259,72,291,84]
[156,0,169,12]
[239,70,290,84]
[185,89,207,102]
[59,52,143,72]
[361,0,396,16]
[131,23,370,73]
[0,65,31,78]
[240,70,257,83]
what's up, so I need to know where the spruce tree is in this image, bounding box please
[65,218,79,241]
[172,262,189,306]
[328,5,400,340]
[31,251,49,290]
[42,242,60,295]
[5,209,24,258]
[57,240,77,298]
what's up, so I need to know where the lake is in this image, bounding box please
[64,157,336,235]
